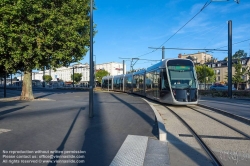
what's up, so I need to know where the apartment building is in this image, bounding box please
[16,62,125,84]
[178,52,213,64]
[206,58,250,89]
[96,62,126,76]
[179,52,250,89]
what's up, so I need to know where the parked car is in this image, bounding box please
[209,84,236,91]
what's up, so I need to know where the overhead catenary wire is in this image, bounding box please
[204,23,227,49]
[137,0,212,58]
[216,38,250,49]
[174,23,226,42]
[158,0,212,48]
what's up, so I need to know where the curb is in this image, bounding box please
[142,99,167,142]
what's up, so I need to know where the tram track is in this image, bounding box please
[197,103,250,125]
[165,106,222,166]
[164,104,250,166]
[187,106,250,140]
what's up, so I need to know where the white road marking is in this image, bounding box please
[0,129,11,134]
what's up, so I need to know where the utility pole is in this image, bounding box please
[204,54,207,90]
[162,46,165,60]
[4,71,6,98]
[89,0,94,118]
[123,60,125,74]
[72,67,75,88]
[228,20,232,99]
[11,73,12,86]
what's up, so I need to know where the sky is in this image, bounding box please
[80,0,250,71]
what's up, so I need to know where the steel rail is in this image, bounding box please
[188,106,250,139]
[198,103,250,125]
[165,106,223,166]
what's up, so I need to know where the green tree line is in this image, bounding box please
[0,0,95,100]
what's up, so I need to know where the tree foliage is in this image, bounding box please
[224,50,247,60]
[43,75,52,83]
[232,59,249,89]
[0,0,94,100]
[195,65,215,83]
[71,73,82,84]
[95,70,109,83]
[232,50,247,59]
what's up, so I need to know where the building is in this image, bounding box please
[16,62,125,84]
[178,52,213,64]
[179,52,250,89]
[205,57,250,89]
[96,62,126,76]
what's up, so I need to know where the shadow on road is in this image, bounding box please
[48,107,84,166]
[0,105,28,116]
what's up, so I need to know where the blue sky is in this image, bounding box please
[81,0,250,71]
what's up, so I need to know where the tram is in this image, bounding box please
[102,59,198,105]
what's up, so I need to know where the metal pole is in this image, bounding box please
[4,71,6,98]
[228,20,232,98]
[11,73,12,86]
[123,60,125,74]
[89,0,94,118]
[43,67,45,87]
[93,60,95,88]
[204,54,206,90]
[162,46,165,60]
[94,55,96,87]
[73,67,75,88]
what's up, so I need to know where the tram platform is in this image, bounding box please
[110,94,250,166]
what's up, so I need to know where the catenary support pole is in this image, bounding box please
[228,20,232,99]
[162,46,165,60]
[73,67,75,88]
[4,71,6,98]
[89,0,94,118]
[123,60,125,74]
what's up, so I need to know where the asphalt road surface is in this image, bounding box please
[0,89,158,166]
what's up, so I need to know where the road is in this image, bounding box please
[0,89,158,166]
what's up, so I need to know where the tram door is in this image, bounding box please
[153,70,160,99]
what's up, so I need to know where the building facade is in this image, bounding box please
[179,52,250,89]
[16,62,125,84]
[206,58,250,89]
[95,62,126,76]
[178,52,213,64]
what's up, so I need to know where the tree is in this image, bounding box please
[0,0,94,100]
[43,75,52,83]
[95,70,109,84]
[232,59,249,90]
[195,65,215,83]
[224,50,247,60]
[71,73,82,84]
[232,50,247,59]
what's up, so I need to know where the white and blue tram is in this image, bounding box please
[102,59,198,105]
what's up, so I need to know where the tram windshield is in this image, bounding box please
[167,61,197,89]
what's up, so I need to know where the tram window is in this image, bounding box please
[168,67,196,89]
[161,71,169,90]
